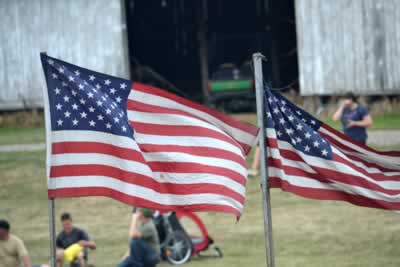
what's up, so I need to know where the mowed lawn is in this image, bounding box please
[2,149,400,267]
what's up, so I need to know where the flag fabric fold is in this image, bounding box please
[264,87,400,210]
[40,54,259,217]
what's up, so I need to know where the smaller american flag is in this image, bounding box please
[265,87,400,210]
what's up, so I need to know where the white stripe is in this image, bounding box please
[152,172,246,195]
[51,153,154,178]
[130,89,256,146]
[129,110,233,139]
[268,140,400,190]
[48,176,243,211]
[143,152,247,177]
[269,167,400,203]
[320,127,400,166]
[52,130,140,152]
[134,132,243,156]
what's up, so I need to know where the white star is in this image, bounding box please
[62,82,68,87]
[87,92,94,98]
[72,103,78,110]
[71,90,77,96]
[102,96,107,101]
[288,115,294,121]
[80,98,86,104]
[114,117,120,123]
[55,103,62,110]
[80,112,87,118]
[311,120,316,125]
[96,100,103,106]
[68,76,75,82]
[296,137,302,143]
[52,73,58,79]
[95,84,101,89]
[301,118,307,122]
[106,108,111,114]
[281,100,286,105]
[116,96,122,103]
[291,138,297,144]
[267,112,272,118]
[296,110,302,115]
[58,67,64,73]
[304,145,311,152]
[321,149,328,156]
[296,124,303,131]
[84,80,89,85]
[305,132,311,139]
[276,130,282,137]
[72,119,79,126]
[119,112,124,118]
[89,106,95,112]
[64,111,71,118]
[268,97,273,103]
[279,118,285,125]
[91,87,97,93]
[63,95,70,102]
[281,107,286,113]
[122,126,127,132]
[75,70,80,76]
[322,139,327,143]
[89,120,96,127]
[273,108,279,114]
[105,79,111,85]
[78,84,84,90]
[57,119,63,126]
[286,128,294,135]
[313,141,320,148]
[47,59,54,65]
[89,75,95,81]
[54,88,60,95]
[97,115,104,121]
[106,123,112,129]
[110,88,116,94]
[120,83,127,89]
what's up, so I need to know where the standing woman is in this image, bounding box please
[332,93,373,144]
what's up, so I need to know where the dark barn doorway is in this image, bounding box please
[125,0,298,103]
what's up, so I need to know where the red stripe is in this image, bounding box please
[48,187,241,216]
[49,164,244,203]
[52,142,147,163]
[268,157,400,195]
[148,162,247,186]
[270,177,400,210]
[138,143,247,168]
[132,82,259,141]
[320,125,400,157]
[131,121,243,152]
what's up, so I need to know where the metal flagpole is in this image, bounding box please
[41,52,57,267]
[48,199,57,267]
[252,52,275,267]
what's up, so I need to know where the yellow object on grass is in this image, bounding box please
[64,244,83,263]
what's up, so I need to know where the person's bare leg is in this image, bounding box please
[248,146,260,176]
[56,249,64,267]
[77,251,86,267]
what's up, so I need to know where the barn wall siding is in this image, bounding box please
[0,0,129,110]
[295,0,400,95]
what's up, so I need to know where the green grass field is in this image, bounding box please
[2,148,400,267]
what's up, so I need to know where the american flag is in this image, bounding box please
[265,87,400,210]
[40,54,258,216]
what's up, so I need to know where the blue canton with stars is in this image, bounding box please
[265,87,333,159]
[40,54,133,138]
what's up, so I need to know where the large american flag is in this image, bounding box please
[265,87,400,210]
[40,54,258,216]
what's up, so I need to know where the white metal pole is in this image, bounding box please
[48,199,56,267]
[252,52,275,267]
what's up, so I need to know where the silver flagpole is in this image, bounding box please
[48,199,56,267]
[252,52,275,267]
